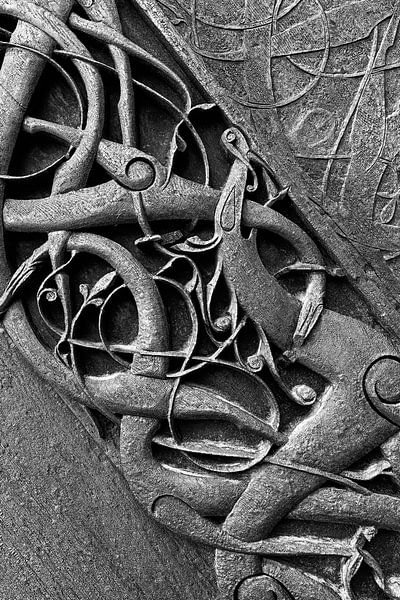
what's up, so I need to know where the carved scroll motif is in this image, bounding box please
[2,1,400,599]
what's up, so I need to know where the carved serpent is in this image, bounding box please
[1,3,400,600]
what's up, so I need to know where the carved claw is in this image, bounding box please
[265,186,290,208]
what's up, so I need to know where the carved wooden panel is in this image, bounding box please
[1,1,400,599]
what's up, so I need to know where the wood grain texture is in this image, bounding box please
[0,328,215,599]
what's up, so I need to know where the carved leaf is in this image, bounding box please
[175,132,187,153]
[191,103,216,113]
[380,196,398,224]
[0,250,44,315]
[87,270,118,301]
[79,283,90,302]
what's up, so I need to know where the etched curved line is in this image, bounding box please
[272,0,285,35]
[0,38,84,180]
[189,0,302,67]
[290,52,400,84]
[53,48,211,186]
[190,46,246,62]
[271,1,394,55]
[321,26,379,202]
[169,0,301,31]
[338,11,400,224]
[230,0,330,109]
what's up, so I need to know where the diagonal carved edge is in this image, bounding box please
[134,0,400,347]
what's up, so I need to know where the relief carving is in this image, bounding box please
[1,1,400,599]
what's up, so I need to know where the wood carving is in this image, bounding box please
[1,1,400,599]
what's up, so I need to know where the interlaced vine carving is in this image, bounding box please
[2,2,400,599]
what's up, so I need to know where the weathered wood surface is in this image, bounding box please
[0,329,215,599]
[3,2,400,599]
[0,6,216,598]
